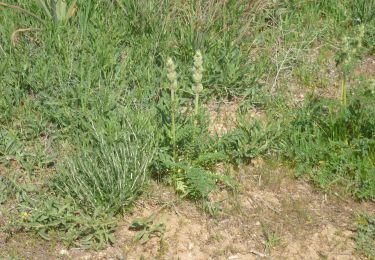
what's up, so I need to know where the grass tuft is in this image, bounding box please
[53,114,156,214]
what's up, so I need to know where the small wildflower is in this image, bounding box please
[20,211,28,220]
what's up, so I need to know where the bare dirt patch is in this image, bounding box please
[354,55,375,79]
[206,99,239,137]
[206,99,265,137]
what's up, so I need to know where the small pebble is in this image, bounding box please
[116,255,125,260]
[59,249,69,256]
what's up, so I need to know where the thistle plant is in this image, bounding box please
[166,58,178,162]
[192,50,203,116]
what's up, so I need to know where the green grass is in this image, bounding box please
[1,0,375,250]
[53,109,157,214]
[276,84,375,199]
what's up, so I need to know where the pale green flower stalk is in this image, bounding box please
[341,36,351,108]
[192,50,203,116]
[166,58,178,162]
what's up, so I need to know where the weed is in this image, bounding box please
[261,222,281,251]
[0,2,45,25]
[336,25,366,79]
[1,0,78,46]
[201,199,223,217]
[154,52,227,200]
[0,130,23,159]
[129,215,165,244]
[210,233,223,242]
[277,84,375,199]
[218,118,274,165]
[0,0,77,24]
[53,111,156,214]
[354,213,375,259]
[13,195,117,249]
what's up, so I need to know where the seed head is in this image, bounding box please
[194,50,203,70]
[166,58,177,90]
[192,50,203,93]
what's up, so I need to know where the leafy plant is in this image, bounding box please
[218,119,273,165]
[0,130,23,159]
[354,213,375,259]
[154,52,233,200]
[129,215,165,244]
[14,196,117,249]
[2,0,375,252]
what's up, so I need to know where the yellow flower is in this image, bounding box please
[20,211,28,220]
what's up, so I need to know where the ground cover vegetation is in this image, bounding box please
[0,0,374,255]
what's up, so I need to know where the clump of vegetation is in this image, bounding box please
[2,110,156,248]
[277,84,375,199]
[154,51,233,200]
[355,214,375,259]
[269,0,375,200]
[129,214,165,244]
[218,119,274,165]
[8,194,116,249]
[53,127,156,214]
